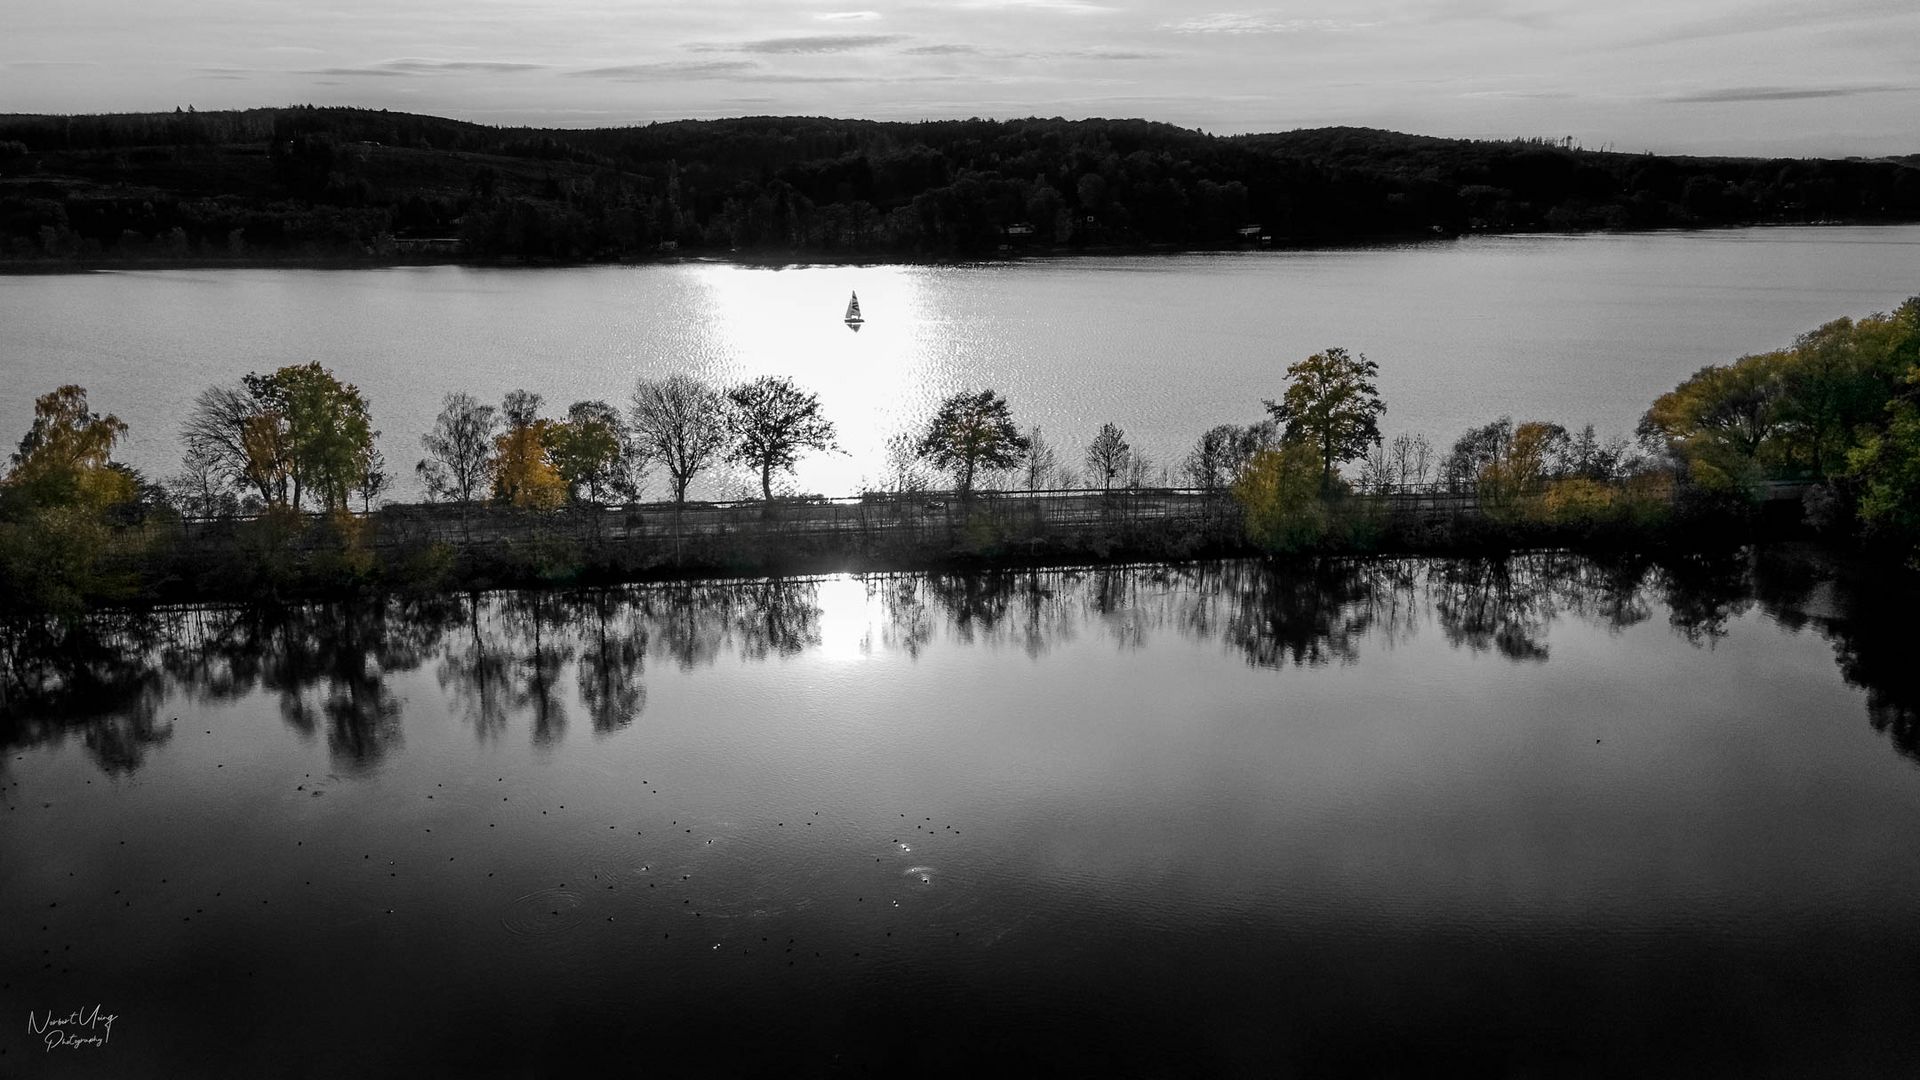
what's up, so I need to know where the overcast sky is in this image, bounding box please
[5,0,1915,156]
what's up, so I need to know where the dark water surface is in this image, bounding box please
[4,549,1920,1076]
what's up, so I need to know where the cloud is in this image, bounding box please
[304,58,544,77]
[567,60,758,80]
[5,60,97,68]
[1049,48,1161,60]
[695,34,908,54]
[947,0,1115,12]
[1460,89,1575,100]
[903,44,981,55]
[1663,84,1912,104]
[1164,13,1381,33]
[815,10,882,20]
[307,67,414,78]
[1623,2,1918,48]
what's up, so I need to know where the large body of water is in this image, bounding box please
[4,550,1919,1075]
[3,225,1918,500]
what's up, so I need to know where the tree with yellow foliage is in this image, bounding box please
[1,385,140,611]
[491,390,566,510]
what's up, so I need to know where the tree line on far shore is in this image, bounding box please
[4,295,1918,612]
[6,107,1920,264]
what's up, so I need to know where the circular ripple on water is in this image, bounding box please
[500,887,586,938]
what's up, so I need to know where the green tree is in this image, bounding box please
[724,376,837,501]
[630,374,728,505]
[1849,368,1920,556]
[916,389,1029,498]
[242,362,374,511]
[1,386,138,612]
[1264,347,1386,491]
[418,391,500,505]
[1233,443,1331,552]
[548,400,631,504]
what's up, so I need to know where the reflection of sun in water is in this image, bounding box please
[694,265,936,496]
[812,575,877,664]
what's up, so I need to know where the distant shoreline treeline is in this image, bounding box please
[3,107,1918,264]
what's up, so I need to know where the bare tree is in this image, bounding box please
[165,439,239,522]
[1022,425,1059,490]
[1085,422,1130,490]
[180,382,275,506]
[878,431,930,494]
[1384,432,1435,491]
[1184,421,1277,491]
[417,390,499,504]
[356,444,392,512]
[1124,447,1155,490]
[630,374,728,505]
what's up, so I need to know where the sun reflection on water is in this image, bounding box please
[809,573,880,665]
[697,265,940,496]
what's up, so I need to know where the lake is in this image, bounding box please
[3,225,1918,500]
[4,549,1920,1076]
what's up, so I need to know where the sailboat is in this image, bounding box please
[844,290,864,331]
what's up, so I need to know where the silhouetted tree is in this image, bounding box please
[917,389,1029,498]
[417,391,499,505]
[724,376,837,501]
[630,374,728,505]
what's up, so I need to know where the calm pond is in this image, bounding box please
[4,549,1919,1076]
[3,225,1919,499]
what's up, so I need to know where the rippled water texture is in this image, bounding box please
[4,551,1920,1075]
[4,225,1918,499]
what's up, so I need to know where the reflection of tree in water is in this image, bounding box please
[1737,549,1920,769]
[571,590,647,735]
[504,591,573,748]
[641,583,733,671]
[877,577,934,658]
[1656,549,1756,645]
[438,591,513,740]
[925,573,1015,644]
[874,571,1078,658]
[1221,559,1380,668]
[12,552,1920,779]
[170,600,451,771]
[732,579,822,660]
[1551,555,1655,634]
[0,615,172,773]
[1429,556,1561,661]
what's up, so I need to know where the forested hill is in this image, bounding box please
[3,106,1916,264]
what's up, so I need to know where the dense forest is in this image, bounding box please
[2,106,1917,263]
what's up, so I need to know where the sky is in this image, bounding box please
[3,0,1916,157]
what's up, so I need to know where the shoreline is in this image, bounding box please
[42,487,1839,613]
[3,219,1913,277]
